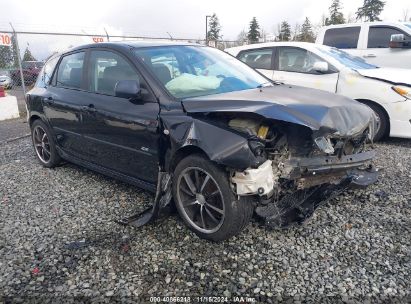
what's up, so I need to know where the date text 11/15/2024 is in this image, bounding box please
[149,296,257,303]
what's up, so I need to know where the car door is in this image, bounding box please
[81,49,160,183]
[237,48,274,79]
[363,25,411,68]
[44,51,90,157]
[272,46,339,93]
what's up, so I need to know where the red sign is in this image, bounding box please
[92,37,104,43]
[0,33,12,46]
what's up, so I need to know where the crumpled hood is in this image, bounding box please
[182,85,375,137]
[356,68,411,86]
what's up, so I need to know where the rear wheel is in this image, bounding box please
[31,119,61,167]
[173,154,254,241]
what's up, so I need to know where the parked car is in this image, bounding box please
[10,60,44,86]
[27,42,378,241]
[316,22,411,69]
[0,70,13,89]
[226,42,411,141]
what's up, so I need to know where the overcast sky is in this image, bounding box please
[0,0,410,59]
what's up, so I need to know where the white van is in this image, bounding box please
[316,22,411,69]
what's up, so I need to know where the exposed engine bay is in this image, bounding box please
[222,114,378,227]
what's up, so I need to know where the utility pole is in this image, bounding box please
[205,15,211,46]
[9,22,26,97]
[104,28,110,42]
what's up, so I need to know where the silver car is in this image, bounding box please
[0,70,13,89]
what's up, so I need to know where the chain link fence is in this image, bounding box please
[0,26,243,116]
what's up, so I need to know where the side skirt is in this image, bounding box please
[56,147,157,193]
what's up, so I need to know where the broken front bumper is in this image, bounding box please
[233,150,378,229]
[287,150,376,178]
[231,150,377,196]
[256,166,379,229]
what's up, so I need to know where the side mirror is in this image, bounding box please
[390,34,405,48]
[115,80,141,100]
[313,61,329,73]
[389,33,411,48]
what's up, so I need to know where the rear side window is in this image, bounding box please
[88,50,140,96]
[323,27,361,49]
[238,49,273,70]
[368,26,408,48]
[56,52,85,89]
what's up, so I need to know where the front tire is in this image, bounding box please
[31,119,61,167]
[172,154,254,241]
[362,102,389,141]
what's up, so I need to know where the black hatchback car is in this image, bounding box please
[27,42,378,241]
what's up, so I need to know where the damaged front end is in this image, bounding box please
[227,116,378,228]
[119,86,379,231]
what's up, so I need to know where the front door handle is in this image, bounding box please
[43,97,54,105]
[81,104,97,113]
[363,54,376,58]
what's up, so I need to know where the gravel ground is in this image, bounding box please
[0,118,29,143]
[0,119,410,303]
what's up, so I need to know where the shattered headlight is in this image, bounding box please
[314,137,334,154]
[392,86,411,100]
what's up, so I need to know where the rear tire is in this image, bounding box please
[172,154,254,241]
[31,119,61,168]
[361,102,389,141]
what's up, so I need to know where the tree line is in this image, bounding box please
[0,36,37,69]
[208,0,389,44]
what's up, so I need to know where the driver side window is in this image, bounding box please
[89,50,141,96]
[278,47,326,74]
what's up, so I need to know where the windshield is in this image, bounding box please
[316,46,378,70]
[405,23,411,30]
[134,45,271,99]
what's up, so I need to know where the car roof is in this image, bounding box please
[320,21,408,29]
[225,41,323,55]
[69,40,202,52]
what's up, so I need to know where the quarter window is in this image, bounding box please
[323,27,361,49]
[36,56,59,87]
[89,50,140,96]
[238,49,273,70]
[368,26,409,48]
[56,52,85,89]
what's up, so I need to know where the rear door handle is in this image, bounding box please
[363,54,376,58]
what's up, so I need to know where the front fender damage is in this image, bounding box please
[116,112,262,228]
[160,113,263,170]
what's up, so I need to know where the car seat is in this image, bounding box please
[152,64,172,84]
[68,68,82,88]
[292,55,306,71]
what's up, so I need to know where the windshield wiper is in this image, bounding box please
[257,81,282,88]
[257,81,275,88]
